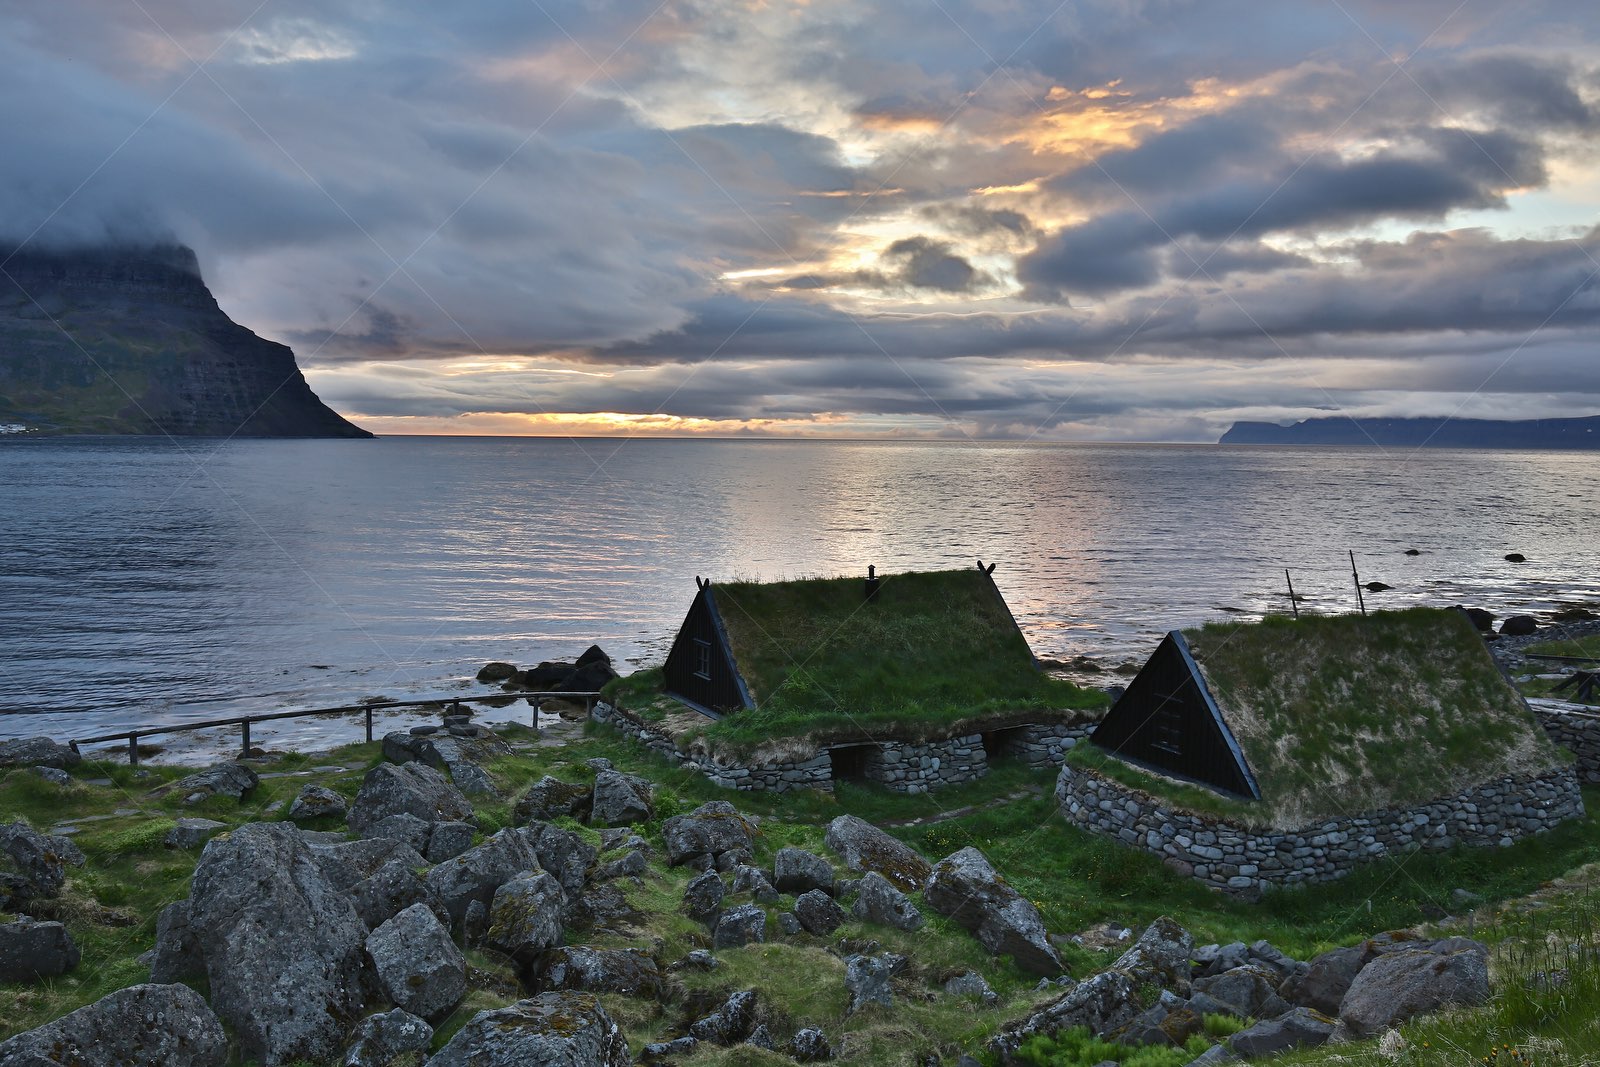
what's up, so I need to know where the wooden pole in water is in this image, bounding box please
[1350,550,1367,616]
[1285,569,1300,620]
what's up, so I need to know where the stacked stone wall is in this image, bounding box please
[989,723,1097,770]
[856,735,988,794]
[1533,705,1600,785]
[1055,762,1585,894]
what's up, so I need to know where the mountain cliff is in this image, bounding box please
[0,245,371,437]
[1220,414,1600,449]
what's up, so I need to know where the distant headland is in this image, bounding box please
[1220,414,1600,449]
[0,244,371,437]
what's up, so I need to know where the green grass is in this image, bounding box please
[694,570,1104,749]
[1525,635,1600,662]
[1010,1026,1212,1067]
[1185,609,1564,826]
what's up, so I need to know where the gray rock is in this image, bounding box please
[1227,1006,1337,1057]
[351,858,449,931]
[746,1023,775,1050]
[662,801,756,865]
[851,870,924,932]
[148,899,204,983]
[1192,965,1291,1019]
[689,988,758,1044]
[164,817,228,850]
[0,916,79,981]
[1247,940,1305,982]
[712,903,767,949]
[0,983,225,1067]
[486,870,567,961]
[1113,916,1195,993]
[595,848,648,881]
[1187,1043,1237,1066]
[1338,940,1489,1037]
[683,868,725,923]
[167,762,258,805]
[773,847,835,895]
[0,820,85,907]
[716,847,754,872]
[845,953,894,1013]
[424,827,544,926]
[288,784,348,822]
[359,813,433,854]
[347,762,474,836]
[187,822,368,1066]
[307,836,427,889]
[427,992,630,1066]
[988,970,1140,1058]
[342,1008,432,1067]
[585,757,614,771]
[477,661,518,683]
[1194,941,1250,978]
[731,863,780,903]
[794,889,845,935]
[924,846,1062,975]
[944,970,997,1004]
[669,948,720,972]
[514,776,592,822]
[778,912,804,936]
[382,730,510,795]
[642,1036,699,1060]
[451,761,499,797]
[367,903,466,1021]
[521,820,599,899]
[824,814,930,890]
[424,820,476,863]
[0,736,81,770]
[1120,996,1203,1047]
[589,769,654,826]
[534,946,665,998]
[1280,943,1376,1015]
[790,1026,835,1062]
[28,766,70,786]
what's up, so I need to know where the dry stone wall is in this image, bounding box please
[592,702,1091,794]
[1055,762,1585,894]
[1532,705,1600,784]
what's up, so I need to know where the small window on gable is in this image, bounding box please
[1150,692,1184,755]
[693,639,712,680]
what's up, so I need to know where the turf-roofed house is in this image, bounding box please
[593,564,1107,793]
[1058,607,1586,893]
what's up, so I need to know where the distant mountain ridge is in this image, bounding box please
[0,244,371,437]
[1220,414,1600,449]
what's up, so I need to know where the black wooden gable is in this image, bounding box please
[1090,631,1260,800]
[663,581,753,716]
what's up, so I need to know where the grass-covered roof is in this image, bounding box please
[695,568,1103,748]
[1175,607,1565,826]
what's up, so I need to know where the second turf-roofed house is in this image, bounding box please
[1058,607,1585,893]
[594,565,1107,793]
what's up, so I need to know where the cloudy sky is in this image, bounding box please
[5,0,1598,440]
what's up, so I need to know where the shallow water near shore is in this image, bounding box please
[3,435,1598,754]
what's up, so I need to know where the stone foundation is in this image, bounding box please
[1056,762,1586,894]
[1532,704,1600,785]
[591,702,1092,794]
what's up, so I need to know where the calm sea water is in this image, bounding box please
[3,436,1598,751]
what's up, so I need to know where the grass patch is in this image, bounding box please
[1184,608,1564,826]
[1062,745,1260,824]
[1525,635,1600,662]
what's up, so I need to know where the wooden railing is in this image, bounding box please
[69,691,604,765]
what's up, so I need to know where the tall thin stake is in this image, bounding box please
[1350,550,1367,616]
[1285,569,1300,619]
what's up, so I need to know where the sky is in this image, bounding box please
[3,0,1598,441]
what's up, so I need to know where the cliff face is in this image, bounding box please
[0,245,372,437]
[1220,415,1600,449]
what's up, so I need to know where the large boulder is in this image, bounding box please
[164,818,228,850]
[427,993,630,1067]
[486,870,567,961]
[0,736,81,770]
[1192,965,1291,1019]
[366,903,467,1021]
[794,889,845,935]
[521,820,598,898]
[0,983,226,1067]
[823,815,930,890]
[852,870,924,932]
[1227,1007,1337,1057]
[1111,916,1194,993]
[683,869,726,923]
[989,970,1141,1061]
[0,820,85,908]
[844,953,894,1013]
[924,847,1063,975]
[689,989,759,1045]
[588,769,654,826]
[350,856,449,930]
[148,899,204,983]
[1280,943,1378,1015]
[713,903,768,949]
[307,836,428,890]
[187,822,369,1066]
[347,762,474,836]
[341,1008,432,1067]
[164,763,258,805]
[1338,939,1489,1037]
[774,847,835,895]
[533,946,666,999]
[662,801,757,865]
[288,784,348,822]
[425,827,543,926]
[514,776,592,822]
[0,916,79,981]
